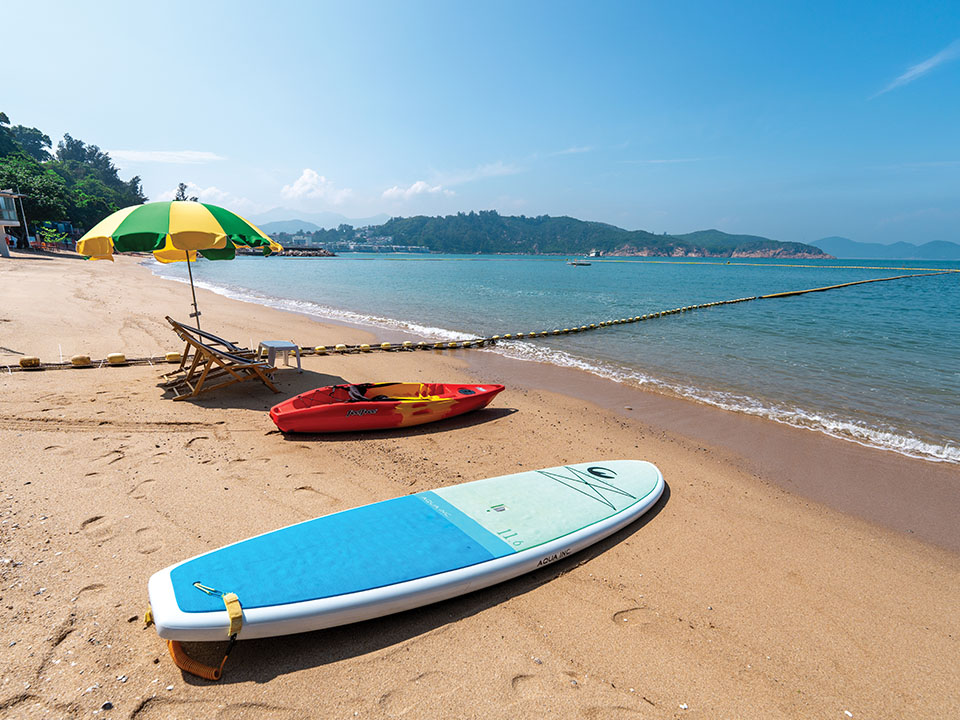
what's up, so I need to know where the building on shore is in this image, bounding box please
[0,189,29,255]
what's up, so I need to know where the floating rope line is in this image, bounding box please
[5,270,954,372]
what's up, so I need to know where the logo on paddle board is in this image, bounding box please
[537,466,636,510]
[587,466,616,479]
[537,548,572,567]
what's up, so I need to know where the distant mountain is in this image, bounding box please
[252,207,390,229]
[373,212,830,258]
[259,219,323,234]
[673,230,828,258]
[812,236,960,260]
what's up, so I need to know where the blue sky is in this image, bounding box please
[6,1,959,243]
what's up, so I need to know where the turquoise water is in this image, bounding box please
[153,254,960,463]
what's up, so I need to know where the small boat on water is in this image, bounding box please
[270,382,505,433]
[567,259,591,266]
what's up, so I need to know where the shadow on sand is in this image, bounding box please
[168,483,671,686]
[279,406,519,441]
[156,368,349,410]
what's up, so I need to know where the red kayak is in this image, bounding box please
[269,382,505,433]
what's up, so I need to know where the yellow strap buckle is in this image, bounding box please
[222,592,243,637]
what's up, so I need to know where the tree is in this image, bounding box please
[0,155,69,222]
[0,111,21,157]
[174,182,198,202]
[10,125,52,161]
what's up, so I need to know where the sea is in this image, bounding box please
[152,254,960,464]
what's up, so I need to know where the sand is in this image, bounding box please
[1,251,958,719]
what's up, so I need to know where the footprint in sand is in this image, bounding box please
[96,448,126,466]
[135,526,163,554]
[80,515,117,542]
[0,695,80,719]
[612,607,657,626]
[81,471,104,489]
[128,478,158,499]
[131,698,212,720]
[581,706,647,719]
[378,671,453,716]
[215,703,303,720]
[133,699,302,720]
[73,583,106,605]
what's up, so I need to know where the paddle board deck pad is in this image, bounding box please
[148,460,664,641]
[269,382,505,433]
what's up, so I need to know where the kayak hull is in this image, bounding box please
[270,382,505,433]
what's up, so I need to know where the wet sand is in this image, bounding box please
[1,251,958,719]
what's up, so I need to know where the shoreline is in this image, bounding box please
[150,255,960,465]
[2,252,959,719]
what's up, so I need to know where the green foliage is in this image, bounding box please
[38,226,70,245]
[0,116,149,227]
[0,155,70,221]
[10,125,52,161]
[376,212,828,257]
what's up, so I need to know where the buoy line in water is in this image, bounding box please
[5,269,954,372]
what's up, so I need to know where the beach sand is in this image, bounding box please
[1,252,958,719]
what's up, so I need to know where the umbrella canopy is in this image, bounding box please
[76,201,283,327]
[77,201,282,262]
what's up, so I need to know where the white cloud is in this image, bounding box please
[108,150,225,165]
[873,38,960,98]
[619,158,702,164]
[281,168,352,205]
[156,182,260,214]
[382,180,455,201]
[440,160,523,186]
[548,146,593,156]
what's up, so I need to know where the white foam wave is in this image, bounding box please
[493,340,960,464]
[151,262,959,464]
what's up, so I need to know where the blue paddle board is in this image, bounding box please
[148,460,664,641]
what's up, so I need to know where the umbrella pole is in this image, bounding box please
[186,251,201,329]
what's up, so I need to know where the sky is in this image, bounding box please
[5,1,960,243]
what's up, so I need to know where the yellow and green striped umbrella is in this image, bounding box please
[77,201,282,262]
[76,201,282,326]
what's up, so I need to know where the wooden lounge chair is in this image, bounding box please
[163,321,279,401]
[164,316,254,376]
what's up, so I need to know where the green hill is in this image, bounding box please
[374,212,830,257]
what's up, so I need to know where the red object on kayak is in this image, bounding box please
[269,382,505,433]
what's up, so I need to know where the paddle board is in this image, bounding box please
[148,460,664,641]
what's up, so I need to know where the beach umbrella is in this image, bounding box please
[76,201,282,327]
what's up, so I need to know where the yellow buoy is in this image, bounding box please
[402,341,413,349]
[19,356,41,369]
[335,344,347,352]
[107,353,127,365]
[314,345,328,355]
[164,351,181,363]
[448,341,459,348]
[360,344,371,352]
[380,342,392,350]
[71,354,92,367]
